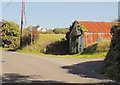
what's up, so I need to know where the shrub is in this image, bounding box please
[53,28,69,34]
[45,38,69,55]
[1,21,20,48]
[104,24,120,81]
[22,28,40,46]
[97,39,110,52]
[32,28,40,42]
[83,39,110,54]
[22,29,31,46]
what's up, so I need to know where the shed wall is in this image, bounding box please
[84,32,112,46]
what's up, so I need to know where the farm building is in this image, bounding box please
[69,20,119,54]
[30,25,47,32]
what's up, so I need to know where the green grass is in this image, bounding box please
[1,45,106,58]
[16,49,107,58]
[38,34,65,41]
[0,47,13,50]
[32,34,65,47]
[0,47,2,50]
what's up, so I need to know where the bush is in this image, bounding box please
[45,38,69,55]
[104,24,120,81]
[22,30,31,46]
[22,28,40,46]
[97,39,110,52]
[1,21,20,48]
[32,28,40,42]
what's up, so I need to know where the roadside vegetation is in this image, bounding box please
[103,24,120,81]
[0,21,20,48]
[19,34,67,55]
[1,20,110,58]
[18,34,110,58]
[83,39,110,54]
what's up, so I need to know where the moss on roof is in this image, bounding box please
[77,24,88,32]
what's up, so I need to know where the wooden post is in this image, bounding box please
[20,0,25,49]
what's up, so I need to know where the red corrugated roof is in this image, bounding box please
[77,21,119,33]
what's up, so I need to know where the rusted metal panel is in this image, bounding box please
[77,21,119,33]
[84,32,112,45]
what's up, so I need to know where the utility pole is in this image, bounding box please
[20,0,25,49]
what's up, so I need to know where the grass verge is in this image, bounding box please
[16,48,106,58]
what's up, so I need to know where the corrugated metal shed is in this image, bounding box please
[69,20,119,54]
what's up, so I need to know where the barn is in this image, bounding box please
[69,20,119,54]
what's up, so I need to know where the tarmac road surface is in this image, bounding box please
[1,50,119,84]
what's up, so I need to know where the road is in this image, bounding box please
[1,50,118,84]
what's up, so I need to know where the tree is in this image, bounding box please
[53,28,69,34]
[0,21,20,48]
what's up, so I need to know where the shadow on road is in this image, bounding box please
[62,60,108,80]
[1,73,119,85]
[1,73,64,84]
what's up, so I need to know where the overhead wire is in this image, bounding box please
[2,0,13,12]
[3,0,27,28]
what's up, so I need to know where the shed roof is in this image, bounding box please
[77,21,119,33]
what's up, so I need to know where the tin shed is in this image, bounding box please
[69,20,118,54]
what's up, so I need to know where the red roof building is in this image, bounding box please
[69,20,119,54]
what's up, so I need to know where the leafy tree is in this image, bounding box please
[110,24,120,36]
[0,21,20,48]
[53,28,69,34]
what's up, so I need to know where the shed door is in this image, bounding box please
[78,34,84,53]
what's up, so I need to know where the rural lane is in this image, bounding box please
[1,50,118,84]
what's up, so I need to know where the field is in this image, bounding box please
[35,34,65,45]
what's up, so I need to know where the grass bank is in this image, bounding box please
[15,48,107,58]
